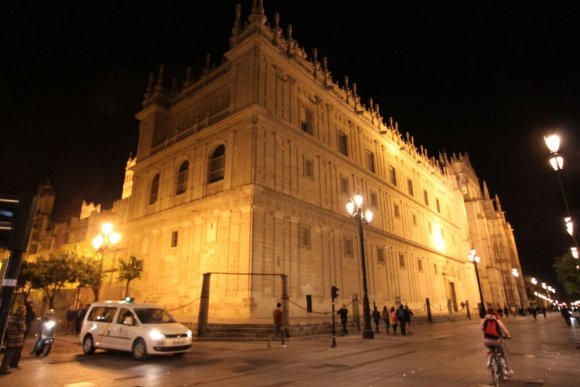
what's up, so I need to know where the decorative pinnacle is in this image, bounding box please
[155,64,165,92]
[249,0,266,24]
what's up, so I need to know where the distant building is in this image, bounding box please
[23,1,526,323]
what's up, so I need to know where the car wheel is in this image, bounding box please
[132,339,147,360]
[83,335,95,355]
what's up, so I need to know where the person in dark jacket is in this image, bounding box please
[372,306,381,334]
[337,304,349,335]
[0,305,27,374]
[272,302,286,346]
[397,305,407,335]
[404,304,413,335]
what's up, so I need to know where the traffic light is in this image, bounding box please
[331,286,339,299]
[0,194,21,249]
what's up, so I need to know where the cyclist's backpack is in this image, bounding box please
[483,317,502,339]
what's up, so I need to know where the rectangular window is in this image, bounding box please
[394,204,400,218]
[171,231,179,247]
[423,189,429,206]
[418,258,423,272]
[300,106,314,135]
[338,131,348,156]
[370,191,378,207]
[436,198,441,213]
[398,253,406,269]
[303,158,314,178]
[407,178,414,196]
[341,176,349,194]
[87,306,117,323]
[434,263,438,274]
[366,150,376,173]
[299,225,311,248]
[343,236,354,257]
[412,214,417,226]
[377,246,385,264]
[389,166,397,186]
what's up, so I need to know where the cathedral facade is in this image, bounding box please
[20,1,527,324]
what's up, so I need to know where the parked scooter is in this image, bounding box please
[31,310,57,357]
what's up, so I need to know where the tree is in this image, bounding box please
[30,252,77,308]
[553,252,580,300]
[71,253,100,308]
[16,259,36,304]
[118,256,144,298]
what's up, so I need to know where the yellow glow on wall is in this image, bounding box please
[431,223,446,251]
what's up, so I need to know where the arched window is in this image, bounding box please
[208,145,225,183]
[149,174,160,205]
[176,160,189,195]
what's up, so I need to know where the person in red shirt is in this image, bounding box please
[272,302,286,347]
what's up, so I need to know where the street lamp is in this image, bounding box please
[346,194,374,339]
[544,133,579,263]
[92,222,121,301]
[468,248,485,317]
[511,268,524,312]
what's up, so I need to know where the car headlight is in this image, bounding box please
[148,330,165,340]
[186,330,192,338]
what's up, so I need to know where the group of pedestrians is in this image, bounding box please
[372,304,413,336]
[336,302,414,336]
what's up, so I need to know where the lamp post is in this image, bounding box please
[511,268,524,312]
[468,248,485,317]
[531,277,539,307]
[92,222,121,301]
[346,194,375,339]
[544,133,579,262]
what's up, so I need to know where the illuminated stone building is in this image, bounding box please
[23,1,526,323]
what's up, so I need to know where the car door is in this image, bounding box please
[107,308,138,351]
[87,306,118,349]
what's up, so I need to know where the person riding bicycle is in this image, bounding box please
[481,307,513,376]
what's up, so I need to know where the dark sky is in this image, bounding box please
[2,1,579,296]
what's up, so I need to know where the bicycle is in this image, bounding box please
[487,337,512,386]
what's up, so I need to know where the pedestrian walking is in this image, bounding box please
[390,307,398,335]
[503,306,509,317]
[76,304,89,335]
[337,304,349,335]
[0,305,27,374]
[381,306,390,334]
[66,307,76,334]
[404,304,413,335]
[372,306,381,334]
[24,300,36,339]
[397,305,407,335]
[272,302,286,347]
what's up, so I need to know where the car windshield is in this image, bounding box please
[134,308,176,324]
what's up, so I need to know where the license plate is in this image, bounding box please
[173,340,188,346]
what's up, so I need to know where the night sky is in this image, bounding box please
[2,1,579,296]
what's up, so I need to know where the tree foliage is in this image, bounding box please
[17,251,100,308]
[28,251,78,308]
[16,259,35,303]
[118,255,144,297]
[553,252,580,300]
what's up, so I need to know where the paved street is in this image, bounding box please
[1,313,578,386]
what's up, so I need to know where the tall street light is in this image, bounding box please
[468,248,485,317]
[531,277,540,307]
[346,194,375,339]
[92,222,121,301]
[511,268,524,312]
[544,133,579,262]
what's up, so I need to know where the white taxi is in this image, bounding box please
[80,300,192,360]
